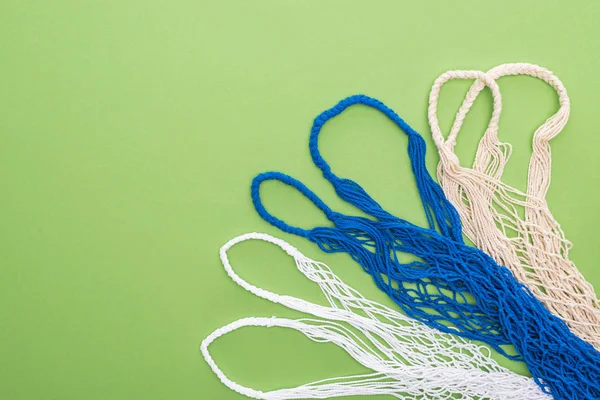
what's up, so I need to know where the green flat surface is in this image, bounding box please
[2,1,600,399]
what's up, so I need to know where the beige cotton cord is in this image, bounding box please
[428,62,600,349]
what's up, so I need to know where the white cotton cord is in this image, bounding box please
[428,62,600,349]
[201,232,550,399]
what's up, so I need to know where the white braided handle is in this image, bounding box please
[201,317,405,400]
[201,317,402,400]
[219,232,300,307]
[201,317,281,399]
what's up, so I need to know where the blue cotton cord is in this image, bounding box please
[251,94,600,399]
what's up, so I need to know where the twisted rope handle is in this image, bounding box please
[428,70,503,161]
[200,317,283,399]
[428,63,570,189]
[251,172,338,238]
[309,94,421,182]
[219,232,347,318]
[219,232,299,305]
[308,94,463,240]
[202,316,401,399]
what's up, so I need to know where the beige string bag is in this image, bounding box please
[427,63,600,349]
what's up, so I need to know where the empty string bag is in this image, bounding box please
[251,94,600,399]
[201,232,550,400]
[428,62,600,350]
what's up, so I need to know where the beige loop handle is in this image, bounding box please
[428,70,502,159]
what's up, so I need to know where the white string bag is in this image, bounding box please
[201,232,550,399]
[428,62,600,349]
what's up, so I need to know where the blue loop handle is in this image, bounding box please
[308,94,463,241]
[309,94,421,183]
[251,171,337,238]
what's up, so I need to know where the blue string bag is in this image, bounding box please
[250,95,600,399]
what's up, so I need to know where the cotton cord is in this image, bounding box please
[201,232,550,400]
[428,62,600,350]
[251,95,600,399]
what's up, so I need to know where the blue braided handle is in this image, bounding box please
[309,94,463,241]
[310,94,421,181]
[251,171,338,238]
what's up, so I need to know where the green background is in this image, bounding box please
[2,1,599,399]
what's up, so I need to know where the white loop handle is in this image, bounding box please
[219,232,304,306]
[201,317,279,399]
